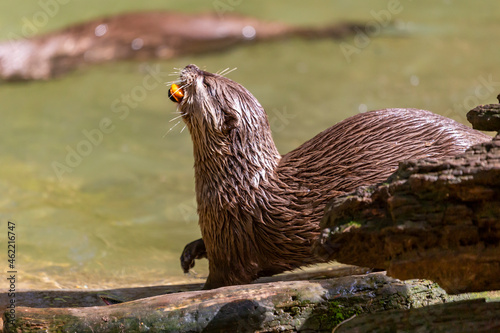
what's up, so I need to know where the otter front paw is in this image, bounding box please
[180,238,207,273]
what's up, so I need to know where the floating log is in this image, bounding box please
[0,11,363,81]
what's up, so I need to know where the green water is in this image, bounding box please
[1,1,499,289]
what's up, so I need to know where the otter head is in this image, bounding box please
[169,64,280,166]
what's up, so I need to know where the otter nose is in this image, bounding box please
[168,83,184,103]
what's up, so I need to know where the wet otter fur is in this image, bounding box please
[173,64,490,289]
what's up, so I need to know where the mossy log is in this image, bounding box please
[314,123,500,294]
[2,273,457,332]
[334,298,500,333]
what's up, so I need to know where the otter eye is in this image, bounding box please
[168,84,184,103]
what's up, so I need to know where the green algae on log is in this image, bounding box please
[334,299,500,333]
[2,273,454,332]
[314,102,500,294]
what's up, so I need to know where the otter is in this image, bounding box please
[170,64,490,289]
[0,11,361,81]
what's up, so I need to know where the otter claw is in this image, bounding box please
[180,238,207,273]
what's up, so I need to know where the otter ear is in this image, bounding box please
[222,111,239,135]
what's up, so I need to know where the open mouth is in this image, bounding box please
[168,83,184,103]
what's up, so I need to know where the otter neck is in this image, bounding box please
[192,122,281,207]
[191,116,282,275]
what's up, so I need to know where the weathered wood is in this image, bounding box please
[466,94,500,132]
[314,123,500,294]
[0,265,368,309]
[2,273,459,332]
[334,299,500,333]
[0,283,203,309]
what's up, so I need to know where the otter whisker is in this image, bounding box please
[165,79,182,85]
[216,67,229,75]
[174,104,187,117]
[180,125,187,133]
[167,68,183,79]
[163,120,182,137]
[169,113,184,122]
[218,67,237,77]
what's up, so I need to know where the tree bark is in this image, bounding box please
[467,97,500,132]
[314,123,500,294]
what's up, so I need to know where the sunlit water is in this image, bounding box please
[1,1,499,290]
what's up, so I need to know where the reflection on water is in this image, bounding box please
[1,1,499,289]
